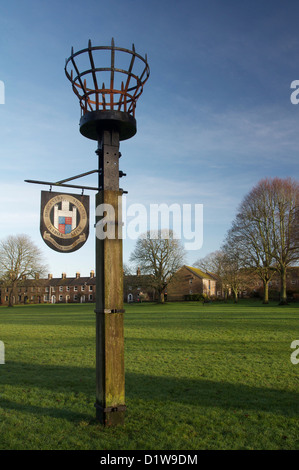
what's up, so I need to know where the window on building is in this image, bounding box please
[59,286,63,292]
[74,286,78,291]
[66,286,70,291]
[59,295,63,301]
[89,285,93,291]
[89,294,93,301]
[81,285,85,291]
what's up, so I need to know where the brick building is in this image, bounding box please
[0,271,96,305]
[124,267,156,303]
[1,265,298,305]
[167,265,217,301]
[0,268,154,305]
[244,266,299,300]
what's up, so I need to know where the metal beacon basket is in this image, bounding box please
[64,38,150,142]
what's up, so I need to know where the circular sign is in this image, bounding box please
[43,194,87,239]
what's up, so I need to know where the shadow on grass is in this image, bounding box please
[126,373,299,417]
[0,361,298,421]
[0,397,91,423]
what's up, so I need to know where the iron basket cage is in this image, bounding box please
[65,39,150,141]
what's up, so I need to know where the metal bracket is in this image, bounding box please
[94,308,125,314]
[25,169,101,191]
[94,403,126,413]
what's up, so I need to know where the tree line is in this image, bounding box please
[195,177,299,304]
[129,177,299,304]
[1,177,298,307]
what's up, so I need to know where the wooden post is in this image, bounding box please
[95,130,125,426]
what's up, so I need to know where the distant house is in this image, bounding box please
[1,265,298,305]
[123,267,156,303]
[0,271,96,305]
[167,265,217,301]
[245,266,299,300]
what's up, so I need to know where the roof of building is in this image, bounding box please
[0,272,97,288]
[185,265,217,281]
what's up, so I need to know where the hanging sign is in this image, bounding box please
[40,191,89,253]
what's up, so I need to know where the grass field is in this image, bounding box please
[0,300,298,450]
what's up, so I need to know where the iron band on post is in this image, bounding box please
[94,308,125,314]
[94,403,127,413]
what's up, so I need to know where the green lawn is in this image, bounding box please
[0,300,298,450]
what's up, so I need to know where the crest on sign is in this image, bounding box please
[40,191,89,253]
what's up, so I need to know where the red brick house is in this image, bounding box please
[0,271,96,305]
[167,265,217,301]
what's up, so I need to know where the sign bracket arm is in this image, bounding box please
[25,169,101,191]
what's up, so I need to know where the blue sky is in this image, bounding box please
[1,0,299,277]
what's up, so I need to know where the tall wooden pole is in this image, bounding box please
[94,129,126,426]
[64,39,149,426]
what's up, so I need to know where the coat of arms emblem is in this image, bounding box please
[40,191,89,253]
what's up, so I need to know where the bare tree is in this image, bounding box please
[224,206,276,304]
[225,178,299,304]
[221,243,254,303]
[129,229,186,303]
[123,263,134,276]
[195,250,228,298]
[0,234,48,307]
[269,178,299,303]
[195,250,223,276]
[196,248,256,302]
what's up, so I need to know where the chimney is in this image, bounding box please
[62,273,66,279]
[76,272,80,279]
[35,273,39,280]
[90,270,95,278]
[48,274,53,280]
[137,267,141,276]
